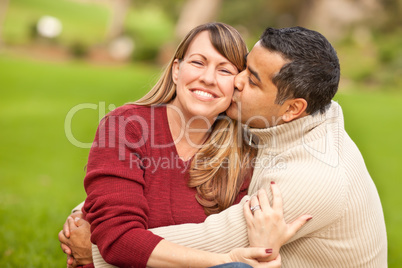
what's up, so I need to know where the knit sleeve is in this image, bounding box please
[150,196,251,253]
[150,157,347,252]
[83,107,163,268]
[249,156,348,244]
[71,201,84,213]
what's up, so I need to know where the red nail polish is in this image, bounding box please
[307,217,313,222]
[265,249,273,254]
[271,181,275,184]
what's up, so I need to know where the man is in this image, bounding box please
[60,27,387,267]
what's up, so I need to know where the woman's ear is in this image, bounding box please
[282,98,308,122]
[172,59,180,84]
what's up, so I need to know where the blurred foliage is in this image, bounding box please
[336,28,402,92]
[69,40,89,58]
[381,0,402,30]
[3,0,109,45]
[123,6,174,62]
[218,0,302,40]
[132,0,186,22]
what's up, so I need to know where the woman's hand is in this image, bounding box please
[227,247,281,268]
[243,182,312,260]
[58,212,93,268]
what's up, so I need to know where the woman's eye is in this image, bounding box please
[220,69,233,75]
[191,61,203,65]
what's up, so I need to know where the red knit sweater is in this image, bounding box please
[83,104,249,268]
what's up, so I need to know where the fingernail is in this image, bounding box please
[307,217,313,222]
[271,181,275,184]
[74,217,80,222]
[265,248,273,254]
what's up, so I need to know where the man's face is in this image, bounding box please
[226,42,290,128]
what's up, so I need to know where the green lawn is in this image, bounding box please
[0,54,160,267]
[0,54,401,267]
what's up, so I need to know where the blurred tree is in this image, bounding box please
[298,0,385,41]
[100,0,398,63]
[0,0,9,48]
[135,0,185,21]
[175,0,222,39]
[129,0,221,40]
[157,0,222,63]
[105,0,131,41]
[219,0,275,40]
[381,0,402,31]
[104,0,184,45]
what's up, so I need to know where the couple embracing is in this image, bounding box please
[59,22,387,268]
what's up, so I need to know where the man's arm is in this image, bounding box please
[151,196,251,253]
[150,167,345,252]
[72,201,84,213]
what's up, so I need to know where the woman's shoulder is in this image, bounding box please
[107,104,166,118]
[109,103,148,116]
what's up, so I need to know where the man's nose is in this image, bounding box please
[234,70,246,91]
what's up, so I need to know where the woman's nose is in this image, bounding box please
[200,66,216,85]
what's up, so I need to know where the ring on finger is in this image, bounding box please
[250,205,261,213]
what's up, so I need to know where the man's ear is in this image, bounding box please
[282,98,308,122]
[172,59,180,84]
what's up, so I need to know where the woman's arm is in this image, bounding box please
[83,107,166,267]
[148,240,274,268]
[62,186,295,267]
[90,238,276,268]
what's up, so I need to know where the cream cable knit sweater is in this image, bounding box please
[87,101,387,267]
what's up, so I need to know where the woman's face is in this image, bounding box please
[171,31,239,121]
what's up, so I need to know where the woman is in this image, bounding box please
[60,23,306,268]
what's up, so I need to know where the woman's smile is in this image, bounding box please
[190,88,218,101]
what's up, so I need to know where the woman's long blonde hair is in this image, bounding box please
[134,22,256,215]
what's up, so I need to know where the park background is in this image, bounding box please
[0,0,401,266]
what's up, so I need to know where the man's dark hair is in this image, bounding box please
[260,27,340,114]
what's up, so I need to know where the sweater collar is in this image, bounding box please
[245,101,343,153]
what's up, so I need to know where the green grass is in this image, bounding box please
[0,54,401,266]
[0,54,160,267]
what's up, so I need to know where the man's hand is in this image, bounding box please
[58,212,93,267]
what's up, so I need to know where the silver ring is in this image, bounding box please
[250,205,261,213]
